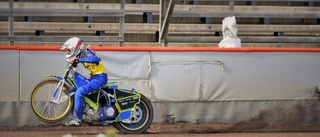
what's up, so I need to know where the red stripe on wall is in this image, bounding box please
[1,46,320,52]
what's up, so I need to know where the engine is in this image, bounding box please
[100,105,117,120]
[83,105,117,122]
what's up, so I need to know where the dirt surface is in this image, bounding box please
[1,100,319,137]
[1,123,320,137]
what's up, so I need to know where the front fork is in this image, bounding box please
[50,79,75,104]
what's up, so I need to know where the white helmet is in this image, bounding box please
[61,37,84,62]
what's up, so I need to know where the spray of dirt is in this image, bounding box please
[228,100,320,132]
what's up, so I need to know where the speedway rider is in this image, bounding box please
[61,37,108,126]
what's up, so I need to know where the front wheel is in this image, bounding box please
[30,79,73,123]
[113,94,154,134]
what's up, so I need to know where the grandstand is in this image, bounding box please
[0,0,319,47]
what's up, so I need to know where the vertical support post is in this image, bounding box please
[159,0,174,47]
[9,0,14,45]
[229,1,234,12]
[159,0,166,43]
[119,0,125,46]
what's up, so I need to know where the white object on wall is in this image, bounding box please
[218,16,242,48]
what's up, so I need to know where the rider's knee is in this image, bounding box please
[75,86,89,97]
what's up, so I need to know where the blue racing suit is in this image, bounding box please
[73,48,108,120]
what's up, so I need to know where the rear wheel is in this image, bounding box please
[113,94,154,134]
[30,79,73,123]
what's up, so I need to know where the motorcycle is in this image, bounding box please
[30,60,154,134]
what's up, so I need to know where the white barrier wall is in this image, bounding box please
[0,48,320,127]
[0,50,19,101]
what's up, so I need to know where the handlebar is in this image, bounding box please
[63,62,77,79]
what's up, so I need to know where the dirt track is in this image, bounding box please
[2,100,320,137]
[1,123,320,137]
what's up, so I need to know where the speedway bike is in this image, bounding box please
[30,62,154,134]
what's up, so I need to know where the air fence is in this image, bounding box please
[0,46,320,127]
